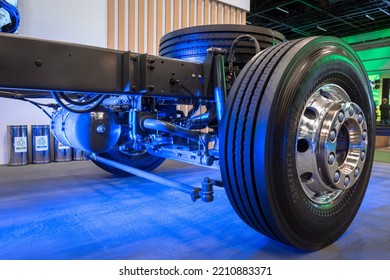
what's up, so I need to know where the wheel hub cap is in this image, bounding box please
[296,84,368,205]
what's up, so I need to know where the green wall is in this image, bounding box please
[343,28,390,121]
[343,28,390,75]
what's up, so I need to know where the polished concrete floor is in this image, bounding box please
[0,159,389,260]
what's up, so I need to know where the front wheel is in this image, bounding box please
[220,36,375,250]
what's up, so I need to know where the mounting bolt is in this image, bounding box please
[361,151,366,161]
[358,113,363,124]
[329,130,337,142]
[328,153,335,165]
[35,60,42,67]
[349,105,355,116]
[344,176,350,187]
[170,78,179,85]
[354,168,360,178]
[362,130,367,141]
[338,111,345,122]
[334,171,340,183]
[96,124,106,134]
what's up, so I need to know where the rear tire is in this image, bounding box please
[220,36,375,250]
[92,148,165,177]
[159,24,285,68]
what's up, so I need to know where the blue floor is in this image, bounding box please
[0,160,389,260]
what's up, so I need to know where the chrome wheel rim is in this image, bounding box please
[296,84,368,205]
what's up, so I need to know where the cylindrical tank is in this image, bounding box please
[7,125,29,166]
[53,137,72,162]
[51,106,121,153]
[31,125,51,164]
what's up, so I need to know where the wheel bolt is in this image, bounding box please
[338,111,345,122]
[362,130,367,141]
[328,153,335,165]
[334,171,340,182]
[349,105,354,116]
[344,176,350,187]
[329,130,336,141]
[361,151,366,161]
[358,113,363,124]
[354,168,360,178]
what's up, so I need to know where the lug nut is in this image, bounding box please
[362,130,367,141]
[338,111,345,122]
[344,176,350,187]
[328,153,335,165]
[349,105,354,116]
[329,130,337,142]
[334,171,340,182]
[354,168,360,178]
[358,113,363,124]
[361,151,366,161]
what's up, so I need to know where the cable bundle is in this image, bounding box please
[0,0,20,33]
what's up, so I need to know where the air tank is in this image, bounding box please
[51,106,121,153]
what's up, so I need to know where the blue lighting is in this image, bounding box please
[0,0,20,33]
[165,35,216,63]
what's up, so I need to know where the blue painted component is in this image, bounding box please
[213,53,227,124]
[214,87,225,122]
[0,0,20,33]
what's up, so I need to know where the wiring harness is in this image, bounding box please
[0,0,20,33]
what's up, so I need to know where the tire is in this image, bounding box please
[92,148,165,176]
[159,24,285,68]
[220,36,376,250]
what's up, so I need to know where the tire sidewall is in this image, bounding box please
[93,149,165,176]
[254,37,375,248]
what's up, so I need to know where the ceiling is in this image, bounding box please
[247,0,390,40]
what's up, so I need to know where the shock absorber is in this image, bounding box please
[128,96,156,141]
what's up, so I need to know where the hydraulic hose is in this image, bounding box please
[0,0,20,33]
